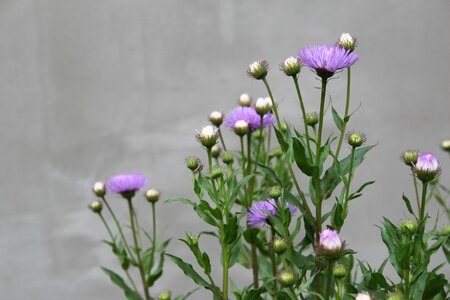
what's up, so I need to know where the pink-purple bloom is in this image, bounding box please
[319,229,343,251]
[413,152,441,182]
[225,106,275,132]
[106,173,148,195]
[298,45,358,78]
[247,198,298,228]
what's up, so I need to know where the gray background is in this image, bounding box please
[0,0,449,299]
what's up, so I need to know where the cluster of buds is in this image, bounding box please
[337,33,357,52]
[346,131,366,148]
[247,60,269,80]
[280,56,301,77]
[412,152,440,182]
[255,97,273,116]
[239,93,252,107]
[196,125,219,149]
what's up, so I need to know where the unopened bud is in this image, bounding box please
[269,186,282,199]
[346,131,366,148]
[338,33,357,52]
[305,112,319,127]
[280,122,288,132]
[399,220,417,235]
[186,156,201,171]
[255,97,272,115]
[401,150,418,166]
[145,189,160,203]
[440,225,450,236]
[186,233,198,247]
[239,93,252,107]
[158,291,171,300]
[280,56,301,76]
[387,292,404,300]
[233,120,249,136]
[247,60,269,80]
[441,140,450,152]
[89,201,103,214]
[332,263,348,279]
[273,237,288,255]
[277,269,295,287]
[211,145,221,158]
[208,111,224,127]
[196,126,219,149]
[93,182,106,197]
[222,152,234,165]
[210,166,224,180]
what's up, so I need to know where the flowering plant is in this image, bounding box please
[88,33,449,300]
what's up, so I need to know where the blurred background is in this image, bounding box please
[0,0,449,299]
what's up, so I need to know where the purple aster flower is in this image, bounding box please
[413,152,441,182]
[106,173,148,198]
[225,106,275,132]
[246,198,298,228]
[298,44,359,78]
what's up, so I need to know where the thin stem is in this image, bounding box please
[101,196,135,260]
[336,280,343,300]
[270,226,277,297]
[98,213,139,293]
[127,199,150,300]
[334,67,352,161]
[254,117,265,171]
[251,242,259,288]
[314,77,328,242]
[218,128,227,151]
[207,147,217,192]
[262,78,312,218]
[293,76,313,163]
[419,182,428,235]
[325,266,333,300]
[240,136,246,174]
[412,171,421,217]
[266,124,272,164]
[147,202,157,275]
[222,240,229,300]
[404,269,410,299]
[340,147,356,231]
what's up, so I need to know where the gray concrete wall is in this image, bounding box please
[0,0,449,299]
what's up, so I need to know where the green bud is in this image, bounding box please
[399,220,417,235]
[186,156,201,171]
[92,182,106,198]
[211,145,221,158]
[222,151,234,165]
[273,237,288,255]
[280,122,288,132]
[233,120,250,136]
[247,60,269,80]
[208,111,224,127]
[280,57,301,77]
[269,186,282,199]
[158,291,171,300]
[277,269,296,287]
[441,140,450,152]
[346,131,366,148]
[337,33,357,52]
[186,233,198,247]
[305,112,319,127]
[89,201,103,214]
[440,225,450,236]
[239,93,252,107]
[196,126,219,149]
[401,150,418,166]
[210,166,223,180]
[332,263,348,279]
[145,189,160,203]
[387,292,404,300]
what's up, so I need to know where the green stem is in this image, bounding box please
[222,240,229,300]
[325,266,333,300]
[266,125,272,164]
[419,182,428,235]
[207,147,218,192]
[412,171,421,217]
[254,117,265,171]
[262,78,312,218]
[270,226,277,297]
[147,202,157,275]
[247,132,253,206]
[98,213,139,293]
[404,269,410,299]
[127,199,150,300]
[293,76,313,163]
[340,147,356,231]
[334,67,352,161]
[101,196,135,260]
[336,280,343,300]
[314,77,328,242]
[218,128,227,152]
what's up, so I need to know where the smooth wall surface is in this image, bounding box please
[0,1,449,299]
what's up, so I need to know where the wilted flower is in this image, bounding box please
[106,173,148,199]
[280,56,301,76]
[441,140,450,152]
[225,106,275,132]
[239,93,252,107]
[337,33,357,52]
[413,152,441,182]
[346,131,366,148]
[92,181,106,197]
[247,60,269,80]
[145,189,160,203]
[246,198,298,228]
[89,201,103,214]
[255,97,273,116]
[208,111,224,127]
[355,292,372,300]
[401,150,418,166]
[277,269,296,287]
[298,44,359,79]
[196,125,219,148]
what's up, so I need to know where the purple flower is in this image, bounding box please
[319,229,342,251]
[298,44,358,78]
[225,106,275,132]
[413,152,441,182]
[106,173,148,196]
[246,198,298,228]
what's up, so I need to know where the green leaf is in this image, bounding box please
[255,163,281,184]
[101,267,142,300]
[166,254,213,290]
[165,197,196,206]
[146,252,164,287]
[401,194,415,215]
[331,203,344,229]
[332,106,343,131]
[274,127,288,152]
[292,137,314,176]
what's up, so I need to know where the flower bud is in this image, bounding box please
[92,182,106,197]
[280,122,288,132]
[355,292,372,300]
[413,152,441,182]
[208,111,224,127]
[399,219,417,235]
[280,56,301,76]
[211,145,221,158]
[233,120,250,136]
[247,60,269,80]
[338,33,357,52]
[441,140,450,152]
[158,291,171,300]
[318,229,345,257]
[239,93,252,107]
[277,269,296,287]
[145,189,160,203]
[222,151,234,165]
[186,233,198,247]
[346,131,366,148]
[89,201,103,214]
[210,166,224,180]
[269,186,282,199]
[401,150,418,166]
[273,237,288,255]
[255,97,273,115]
[305,112,319,127]
[196,125,219,149]
[387,292,404,300]
[186,156,201,172]
[332,263,348,279]
[440,225,450,236]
